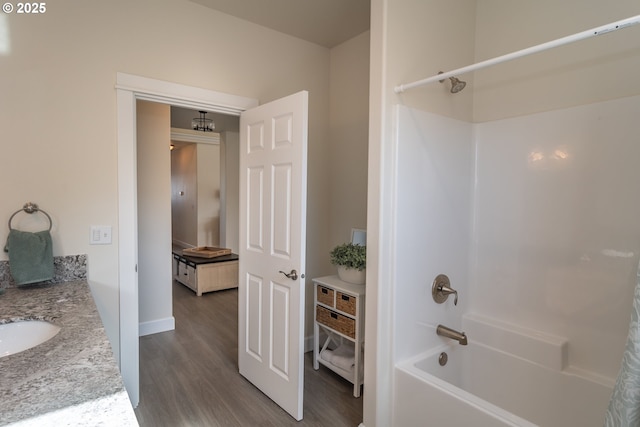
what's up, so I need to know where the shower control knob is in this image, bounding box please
[432,274,458,306]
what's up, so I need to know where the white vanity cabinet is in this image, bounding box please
[312,275,365,397]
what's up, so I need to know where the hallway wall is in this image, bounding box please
[137,100,173,332]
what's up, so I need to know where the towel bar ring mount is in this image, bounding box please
[8,202,52,231]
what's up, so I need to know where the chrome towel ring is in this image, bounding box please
[8,202,53,231]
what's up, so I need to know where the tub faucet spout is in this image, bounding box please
[436,324,468,345]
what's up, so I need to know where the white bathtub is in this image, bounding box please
[393,314,614,427]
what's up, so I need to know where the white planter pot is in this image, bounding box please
[337,266,366,285]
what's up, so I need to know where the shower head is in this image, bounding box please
[438,71,466,94]
[449,77,466,93]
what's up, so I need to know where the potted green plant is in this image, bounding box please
[330,242,366,285]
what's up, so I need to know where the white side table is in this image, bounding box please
[312,275,365,397]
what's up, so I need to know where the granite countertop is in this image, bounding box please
[0,280,138,426]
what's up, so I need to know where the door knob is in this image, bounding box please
[279,269,298,281]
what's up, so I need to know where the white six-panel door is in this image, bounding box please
[238,91,308,421]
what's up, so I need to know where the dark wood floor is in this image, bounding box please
[134,281,363,426]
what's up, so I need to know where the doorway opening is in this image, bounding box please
[116,72,258,407]
[118,74,365,425]
[134,100,363,425]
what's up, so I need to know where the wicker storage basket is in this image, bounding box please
[316,306,355,338]
[336,292,356,315]
[317,285,334,306]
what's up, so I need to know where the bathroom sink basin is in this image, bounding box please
[0,320,61,358]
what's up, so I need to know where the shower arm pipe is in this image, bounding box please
[394,14,640,94]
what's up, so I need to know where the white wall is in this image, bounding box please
[171,144,198,247]
[328,31,370,246]
[473,0,640,122]
[299,30,371,341]
[220,131,240,253]
[170,142,220,248]
[387,0,477,122]
[0,0,331,364]
[137,101,173,332]
[196,143,220,246]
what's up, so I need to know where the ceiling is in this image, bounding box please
[190,0,370,48]
[174,1,371,135]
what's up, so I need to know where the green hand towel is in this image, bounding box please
[4,229,54,285]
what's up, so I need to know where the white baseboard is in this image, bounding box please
[304,334,314,353]
[139,316,175,337]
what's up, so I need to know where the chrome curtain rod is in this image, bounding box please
[394,14,640,94]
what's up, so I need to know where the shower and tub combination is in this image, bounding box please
[389,14,640,427]
[395,313,614,426]
[400,276,612,426]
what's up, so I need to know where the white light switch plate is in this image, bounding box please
[90,226,112,245]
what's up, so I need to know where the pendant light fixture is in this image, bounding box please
[192,110,215,132]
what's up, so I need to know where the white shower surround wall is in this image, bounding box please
[392,94,640,420]
[472,95,640,378]
[392,105,473,361]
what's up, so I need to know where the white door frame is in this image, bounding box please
[115,72,258,406]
